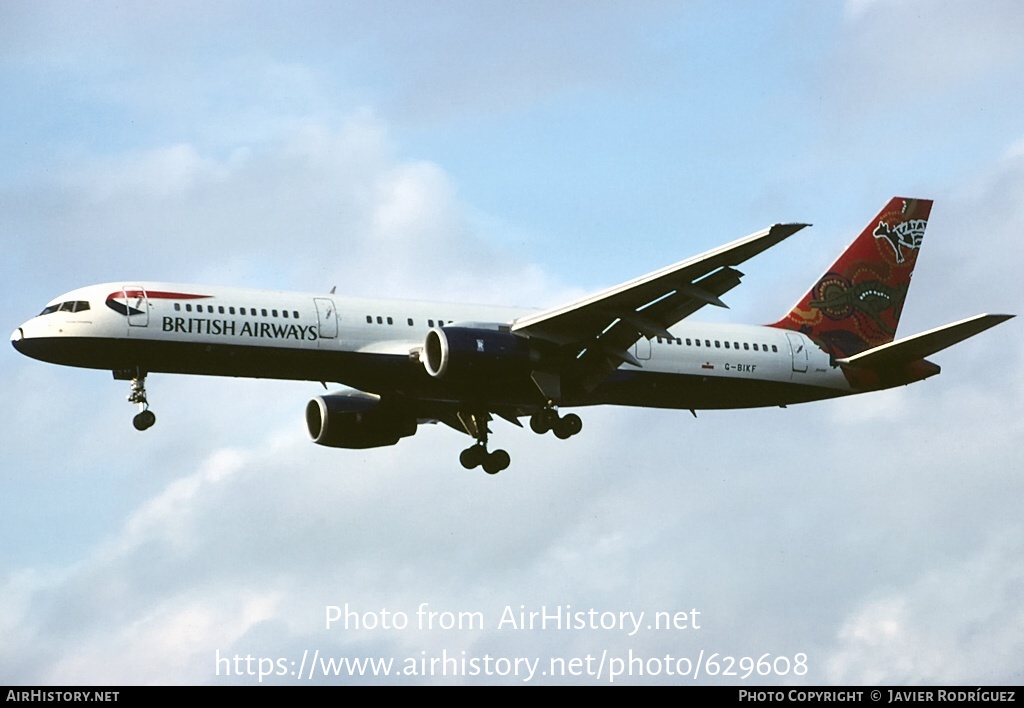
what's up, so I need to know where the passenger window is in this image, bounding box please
[715,341,721,348]
[407,318,414,326]
[724,341,730,349]
[261,309,268,317]
[272,309,278,318]
[229,307,236,315]
[186,304,192,312]
[772,345,778,352]
[376,316,383,324]
[174,303,181,312]
[743,343,749,350]
[387,317,393,325]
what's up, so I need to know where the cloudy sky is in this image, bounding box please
[2,0,1023,685]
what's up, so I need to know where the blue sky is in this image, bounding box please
[2,0,1023,684]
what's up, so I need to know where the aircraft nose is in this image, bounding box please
[11,326,25,353]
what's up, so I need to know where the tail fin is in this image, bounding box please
[770,197,933,358]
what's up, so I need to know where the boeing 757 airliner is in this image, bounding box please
[11,197,1012,473]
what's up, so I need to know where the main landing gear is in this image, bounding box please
[529,407,583,440]
[458,406,583,474]
[123,370,156,431]
[459,443,511,475]
[457,410,511,474]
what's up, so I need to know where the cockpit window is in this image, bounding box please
[39,300,90,316]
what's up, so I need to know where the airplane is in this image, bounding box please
[10,197,1013,474]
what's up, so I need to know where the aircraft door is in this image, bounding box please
[123,286,150,328]
[786,332,808,373]
[314,297,338,339]
[634,337,651,361]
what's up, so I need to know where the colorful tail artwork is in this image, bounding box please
[770,197,933,358]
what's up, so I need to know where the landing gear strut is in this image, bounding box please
[530,406,583,440]
[126,371,156,431]
[458,412,510,474]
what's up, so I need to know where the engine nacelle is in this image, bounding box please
[305,390,417,449]
[421,326,532,381]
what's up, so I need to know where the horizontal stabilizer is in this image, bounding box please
[837,314,1014,369]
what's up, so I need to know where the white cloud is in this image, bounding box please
[839,0,1024,88]
[825,532,1024,684]
[3,110,571,307]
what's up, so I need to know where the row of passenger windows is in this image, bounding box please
[656,335,778,353]
[173,302,302,319]
[39,300,91,316]
[365,315,452,328]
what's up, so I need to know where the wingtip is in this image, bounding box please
[771,222,812,237]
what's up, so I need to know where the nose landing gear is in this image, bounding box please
[115,368,156,431]
[129,375,156,431]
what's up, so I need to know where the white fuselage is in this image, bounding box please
[12,281,853,412]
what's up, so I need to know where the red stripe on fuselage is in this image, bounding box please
[107,290,212,301]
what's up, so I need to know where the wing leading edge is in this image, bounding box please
[511,222,809,390]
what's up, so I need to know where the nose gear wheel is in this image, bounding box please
[123,369,156,431]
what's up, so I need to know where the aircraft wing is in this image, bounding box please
[511,222,809,390]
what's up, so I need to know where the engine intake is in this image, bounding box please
[422,326,532,381]
[306,390,417,449]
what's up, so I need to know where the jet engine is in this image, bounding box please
[306,390,417,449]
[421,326,532,381]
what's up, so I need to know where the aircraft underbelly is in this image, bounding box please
[587,369,847,409]
[19,331,851,412]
